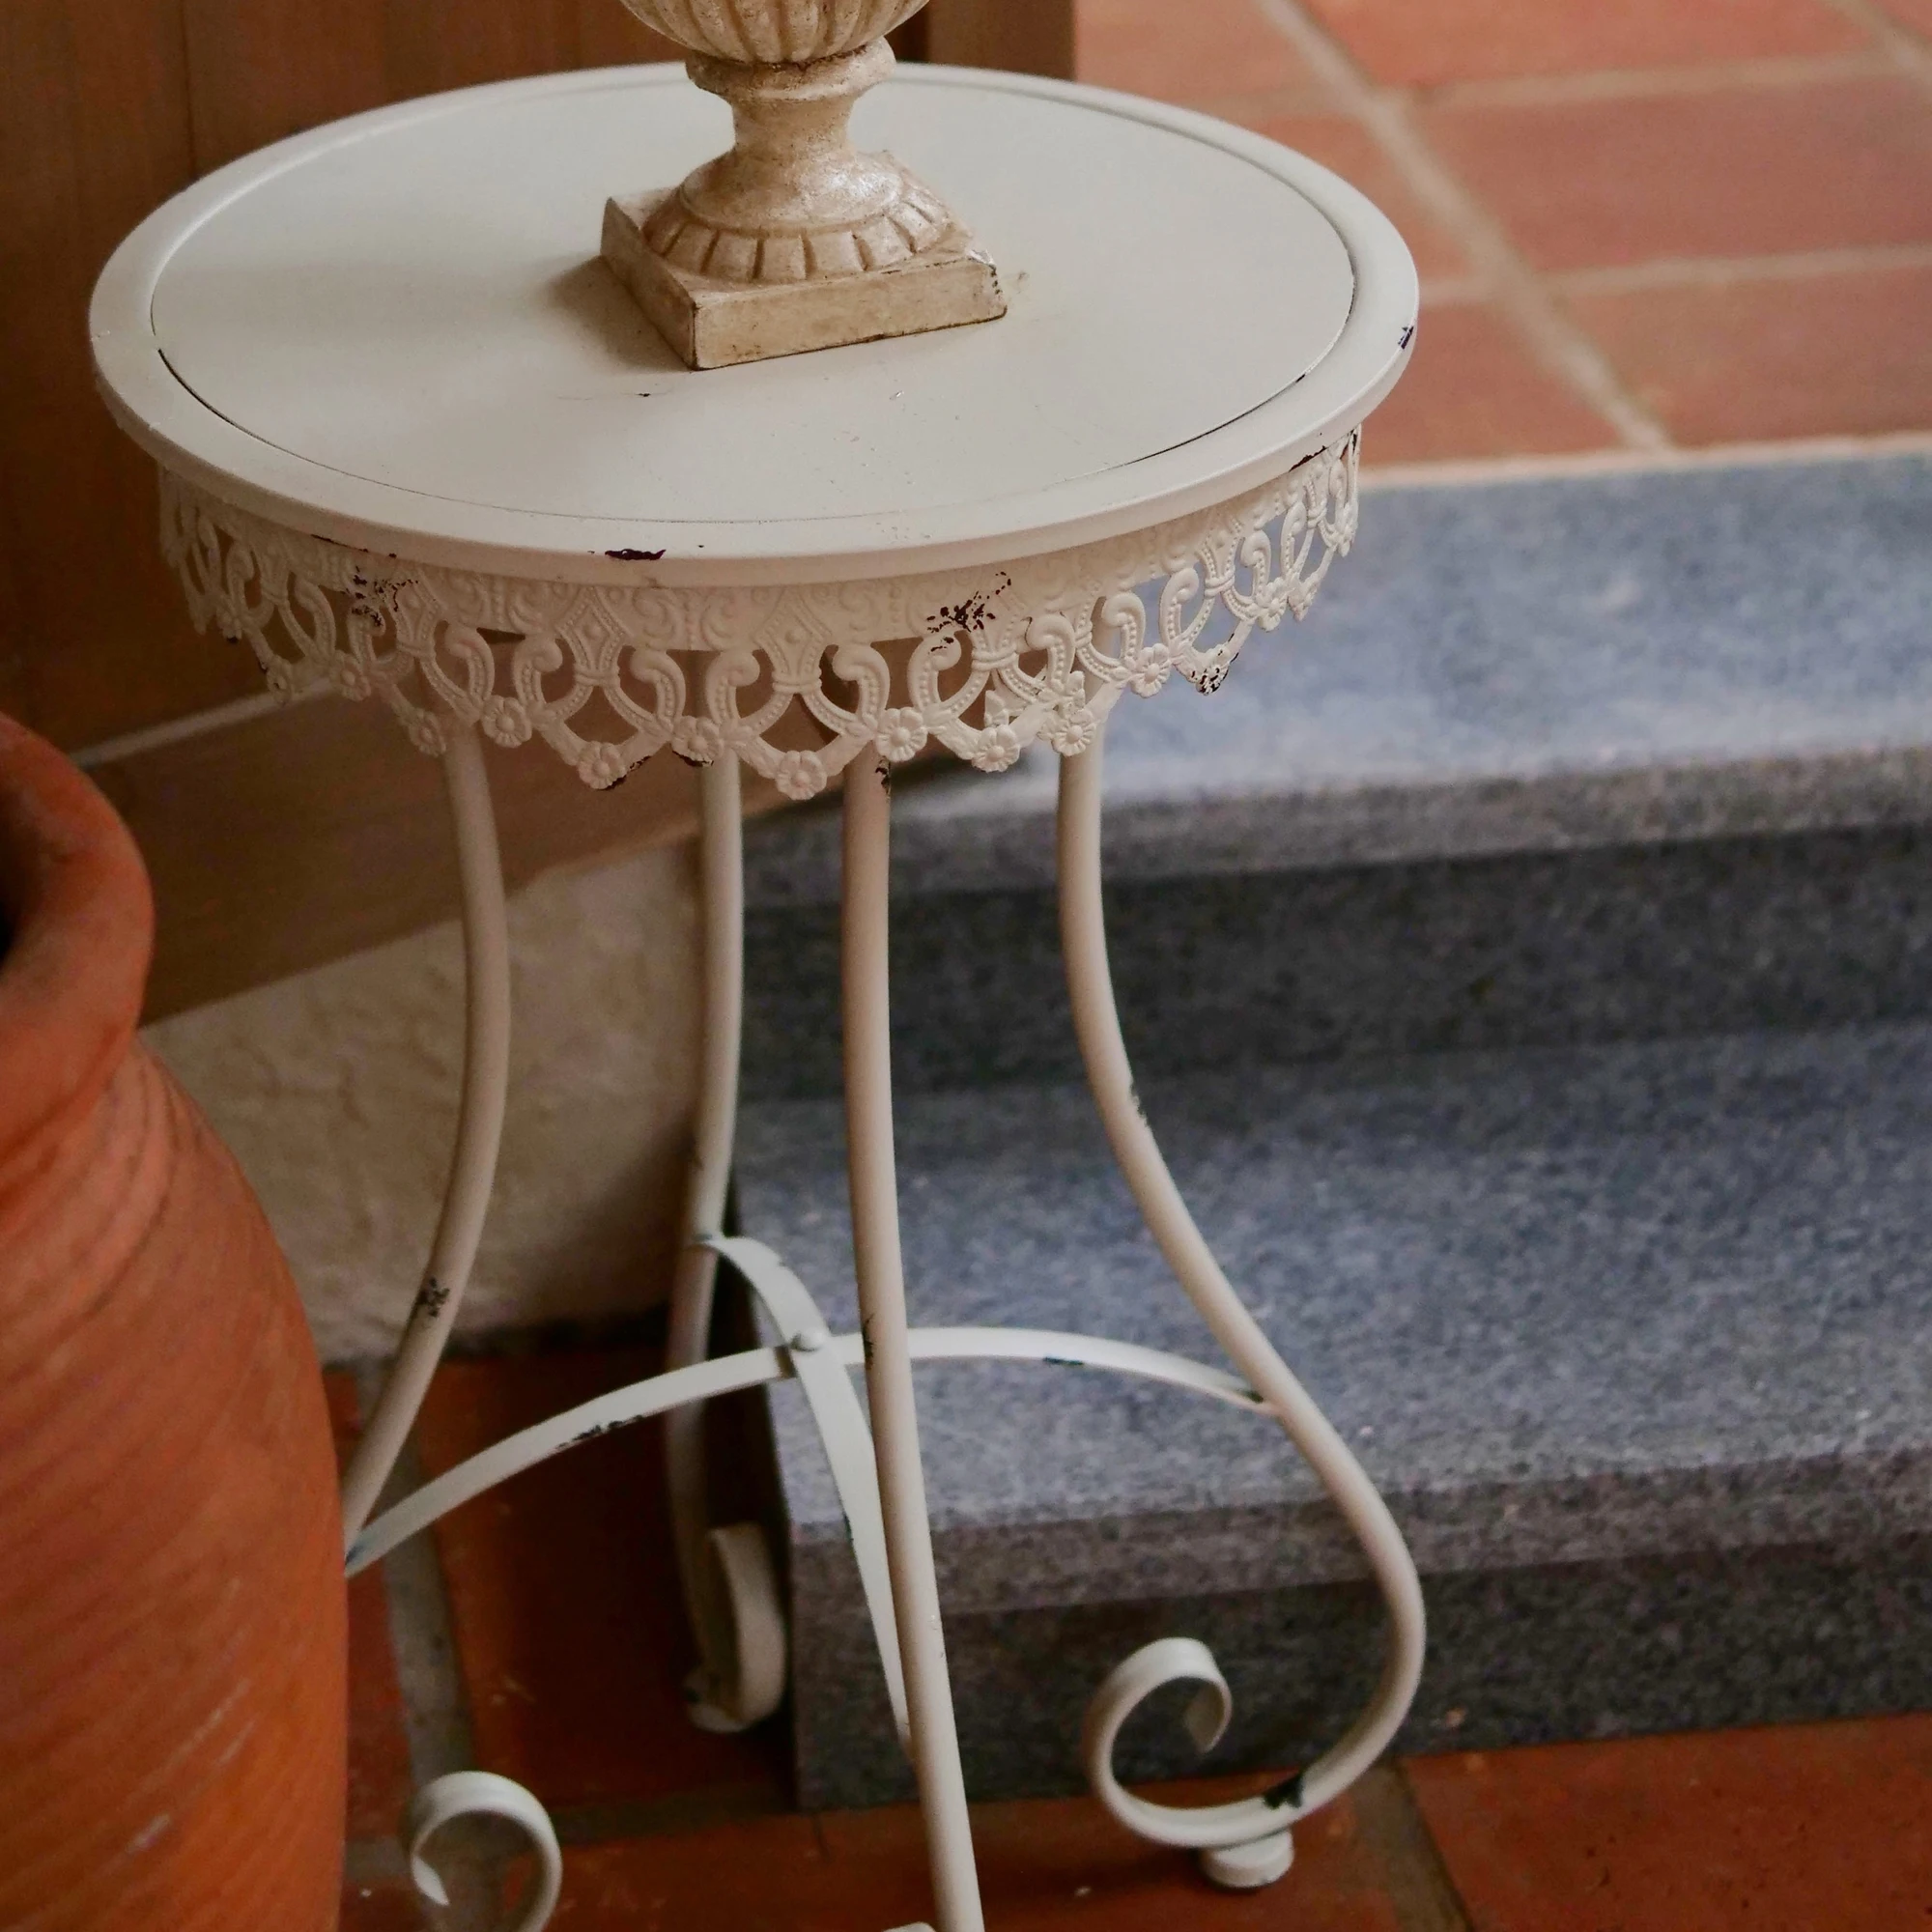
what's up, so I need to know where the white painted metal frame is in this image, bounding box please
[341,704,1425,1932]
[86,63,1432,1929]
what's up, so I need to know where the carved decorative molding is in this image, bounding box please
[159,433,1361,795]
[602,0,1004,364]
[623,0,923,66]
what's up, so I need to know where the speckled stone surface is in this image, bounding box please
[742,456,1932,1103]
[790,1543,1932,1808]
[734,456,1932,1802]
[736,1022,1932,1805]
[745,456,1932,908]
[743,824,1932,1099]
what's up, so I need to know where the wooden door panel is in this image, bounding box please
[182,0,392,170]
[182,0,679,174]
[926,0,1076,77]
[0,0,249,749]
[379,0,678,99]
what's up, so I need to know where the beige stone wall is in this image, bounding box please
[145,840,702,1365]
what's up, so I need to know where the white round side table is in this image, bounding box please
[94,63,1422,1932]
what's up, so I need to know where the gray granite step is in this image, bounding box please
[737,1021,1932,1808]
[741,453,1932,1101]
[728,451,1932,1805]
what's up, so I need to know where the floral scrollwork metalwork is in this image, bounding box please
[160,433,1360,789]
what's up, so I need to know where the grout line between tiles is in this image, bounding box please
[1415,275,1490,304]
[809,1810,835,1865]
[1254,0,1673,451]
[352,1366,508,1925]
[354,1366,479,1789]
[1417,48,1891,109]
[1551,241,1932,295]
[1817,0,1932,92]
[1353,1765,1475,1932]
[1376,1770,1476,1932]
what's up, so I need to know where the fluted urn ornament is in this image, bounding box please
[602,0,1007,367]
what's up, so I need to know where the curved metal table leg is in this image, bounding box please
[843,754,985,1932]
[339,724,511,1542]
[347,1279,1411,1925]
[350,1320,1330,1926]
[662,755,791,1735]
[333,727,565,1931]
[1055,718,1426,1888]
[343,724,1422,1932]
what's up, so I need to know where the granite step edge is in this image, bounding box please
[747,1016,1932,1621]
[749,1010,1932,1805]
[741,451,1932,905]
[785,1531,1932,1810]
[745,741,1932,908]
[777,1415,1932,1614]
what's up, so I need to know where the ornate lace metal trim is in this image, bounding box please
[159,432,1359,793]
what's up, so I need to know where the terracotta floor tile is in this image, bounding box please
[339,1874,423,1932]
[819,1780,1408,1932]
[326,1375,415,1841]
[1571,261,1932,442]
[1075,0,1319,105]
[414,1350,789,1812]
[1875,0,1932,34]
[549,1815,829,1930]
[1406,1715,1932,1931]
[1302,0,1866,88]
[1424,78,1932,270]
[545,1775,1410,1930]
[1362,300,1620,463]
[1232,110,1468,277]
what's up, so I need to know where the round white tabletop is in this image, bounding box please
[92,65,1416,788]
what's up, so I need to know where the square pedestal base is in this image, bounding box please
[601,192,1007,370]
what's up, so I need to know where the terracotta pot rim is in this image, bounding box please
[0,715,154,1191]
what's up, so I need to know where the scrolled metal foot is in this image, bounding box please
[346,1307,1383,1932]
[682,1520,787,1734]
[347,1308,1336,1932]
[1200,1833,1294,1890]
[1082,1635,1297,1880]
[407,1770,562,1932]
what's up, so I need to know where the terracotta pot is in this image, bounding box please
[0,715,346,1929]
